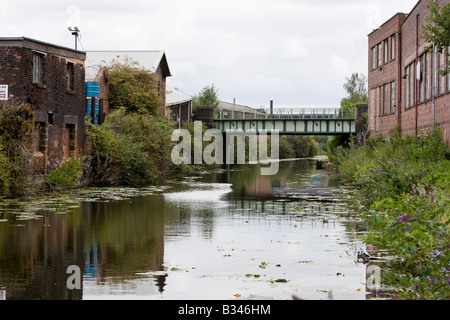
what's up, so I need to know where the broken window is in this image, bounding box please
[67,62,75,91]
[65,124,76,159]
[390,81,396,113]
[36,122,47,153]
[32,53,44,85]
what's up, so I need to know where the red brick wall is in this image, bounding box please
[368,13,404,138]
[367,0,450,145]
[0,42,87,170]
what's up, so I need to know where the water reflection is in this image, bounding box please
[0,158,368,300]
[0,209,84,299]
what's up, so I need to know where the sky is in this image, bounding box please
[0,0,419,109]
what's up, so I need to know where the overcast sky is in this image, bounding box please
[0,0,419,109]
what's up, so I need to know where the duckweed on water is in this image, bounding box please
[0,186,171,218]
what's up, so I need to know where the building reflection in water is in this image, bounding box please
[0,193,169,299]
[0,209,84,300]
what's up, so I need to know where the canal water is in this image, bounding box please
[0,158,369,300]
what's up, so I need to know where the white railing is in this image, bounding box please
[218,107,356,120]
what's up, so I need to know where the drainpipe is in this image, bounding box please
[432,43,436,126]
[397,31,402,131]
[415,14,419,136]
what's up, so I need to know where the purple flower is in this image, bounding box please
[414,283,419,292]
[398,214,409,222]
[431,195,435,203]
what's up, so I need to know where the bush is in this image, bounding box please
[0,103,34,197]
[332,127,450,299]
[87,110,175,187]
[45,157,87,188]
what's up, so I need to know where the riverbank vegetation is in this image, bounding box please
[330,127,450,299]
[0,103,34,198]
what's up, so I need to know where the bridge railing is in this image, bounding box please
[217,107,355,120]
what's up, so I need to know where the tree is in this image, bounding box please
[423,1,450,75]
[107,57,163,115]
[341,72,368,107]
[330,73,368,151]
[193,84,219,109]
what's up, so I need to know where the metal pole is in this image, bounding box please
[415,14,419,137]
[432,43,436,125]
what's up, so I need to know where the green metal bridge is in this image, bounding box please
[213,108,356,135]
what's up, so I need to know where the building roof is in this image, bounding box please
[85,50,171,81]
[166,87,193,106]
[217,101,263,113]
[0,36,86,60]
[367,12,406,37]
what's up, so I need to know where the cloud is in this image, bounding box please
[330,54,350,75]
[0,0,9,18]
[281,37,309,59]
[0,0,422,108]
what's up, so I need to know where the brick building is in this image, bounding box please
[85,51,172,117]
[367,0,450,145]
[0,37,87,171]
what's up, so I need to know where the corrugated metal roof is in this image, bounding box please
[218,101,258,113]
[166,87,193,106]
[85,50,171,81]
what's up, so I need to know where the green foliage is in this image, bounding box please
[194,84,219,109]
[107,57,163,115]
[341,72,368,107]
[423,1,450,75]
[87,110,175,187]
[330,73,367,150]
[332,127,450,299]
[283,136,318,159]
[45,157,87,188]
[0,103,34,197]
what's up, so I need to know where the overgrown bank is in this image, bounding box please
[329,128,450,300]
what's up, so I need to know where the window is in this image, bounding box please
[66,62,75,91]
[425,52,430,100]
[438,48,445,94]
[65,124,76,159]
[405,66,410,108]
[390,81,396,113]
[383,84,389,114]
[36,122,47,153]
[384,39,389,63]
[419,55,425,102]
[377,43,382,67]
[448,47,450,92]
[32,53,43,85]
[391,35,396,60]
[372,47,377,70]
[405,63,415,108]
